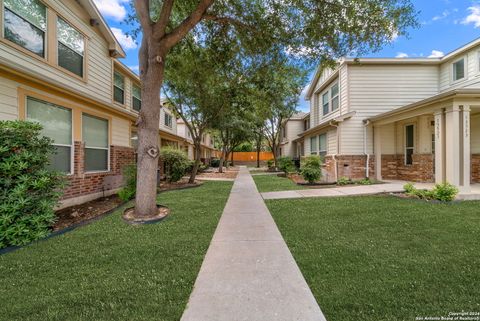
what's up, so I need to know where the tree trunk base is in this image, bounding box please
[123,205,170,225]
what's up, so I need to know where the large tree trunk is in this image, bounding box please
[218,149,226,173]
[230,151,234,166]
[189,140,202,183]
[256,147,260,168]
[134,62,164,217]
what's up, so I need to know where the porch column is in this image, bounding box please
[462,105,471,192]
[374,125,382,181]
[445,105,461,186]
[434,109,445,183]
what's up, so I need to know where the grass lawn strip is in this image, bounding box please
[252,174,306,193]
[266,195,480,321]
[0,181,233,321]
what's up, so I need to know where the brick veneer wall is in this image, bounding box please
[380,154,434,182]
[62,142,135,200]
[472,154,480,183]
[322,155,374,182]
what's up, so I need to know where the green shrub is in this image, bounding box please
[161,147,191,182]
[118,164,136,202]
[432,183,459,202]
[301,155,322,184]
[356,178,372,185]
[403,182,458,202]
[0,121,65,249]
[337,176,351,186]
[210,158,221,168]
[267,159,274,168]
[277,156,295,174]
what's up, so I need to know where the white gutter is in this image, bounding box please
[363,120,371,178]
[329,120,339,182]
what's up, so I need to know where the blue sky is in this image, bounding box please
[94,0,480,111]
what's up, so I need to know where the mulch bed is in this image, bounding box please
[54,180,203,231]
[196,167,239,179]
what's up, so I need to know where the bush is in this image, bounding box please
[118,164,136,202]
[161,147,191,182]
[356,178,372,185]
[210,158,221,168]
[337,176,351,186]
[277,156,295,174]
[403,182,458,202]
[301,155,322,184]
[267,159,274,168]
[0,121,65,249]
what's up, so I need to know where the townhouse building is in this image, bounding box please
[289,38,480,192]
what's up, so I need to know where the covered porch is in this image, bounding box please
[370,90,480,193]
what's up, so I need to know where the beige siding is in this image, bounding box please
[327,128,337,155]
[440,45,480,91]
[339,65,349,115]
[111,117,130,147]
[282,119,303,157]
[378,124,395,155]
[160,108,177,134]
[0,0,114,106]
[471,115,480,154]
[0,77,19,120]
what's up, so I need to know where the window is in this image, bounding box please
[405,124,414,165]
[318,133,327,158]
[304,118,310,131]
[113,72,125,104]
[132,84,141,111]
[82,114,109,172]
[26,97,72,173]
[57,18,84,77]
[164,113,173,128]
[322,92,329,115]
[310,136,317,155]
[3,0,46,57]
[453,58,465,82]
[331,83,339,111]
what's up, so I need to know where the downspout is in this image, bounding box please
[329,120,339,182]
[363,120,371,179]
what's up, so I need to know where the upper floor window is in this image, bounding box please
[331,83,339,111]
[304,118,310,131]
[26,97,72,173]
[113,72,125,104]
[132,84,141,111]
[164,112,173,128]
[83,113,109,172]
[3,0,46,57]
[322,92,329,115]
[453,58,465,82]
[57,18,84,77]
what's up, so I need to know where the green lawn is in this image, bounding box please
[266,196,480,321]
[0,181,233,321]
[252,174,305,192]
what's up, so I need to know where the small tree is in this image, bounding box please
[160,146,191,183]
[0,121,65,248]
[301,156,322,184]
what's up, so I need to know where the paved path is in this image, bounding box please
[261,182,405,200]
[181,167,326,321]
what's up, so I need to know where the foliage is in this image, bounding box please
[0,121,65,249]
[277,156,295,174]
[403,182,458,202]
[267,159,274,168]
[337,177,351,186]
[356,178,373,185]
[210,158,221,168]
[118,164,136,202]
[301,156,322,184]
[161,147,191,183]
[234,142,253,152]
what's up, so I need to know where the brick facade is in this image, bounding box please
[472,154,480,183]
[380,154,434,182]
[323,155,374,182]
[62,142,135,200]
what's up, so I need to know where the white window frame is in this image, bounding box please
[164,112,173,128]
[452,57,466,83]
[82,113,110,173]
[56,17,85,78]
[26,96,74,175]
[404,124,415,166]
[132,84,142,111]
[330,82,339,111]
[310,136,318,155]
[113,71,125,105]
[322,91,329,116]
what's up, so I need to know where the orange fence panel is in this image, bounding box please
[226,152,274,162]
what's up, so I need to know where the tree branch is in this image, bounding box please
[153,0,175,40]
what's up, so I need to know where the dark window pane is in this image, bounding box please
[406,125,414,147]
[331,96,339,110]
[454,59,464,81]
[4,9,44,57]
[406,149,414,165]
[58,42,83,77]
[114,87,124,104]
[133,97,141,111]
[48,145,71,173]
[85,148,108,171]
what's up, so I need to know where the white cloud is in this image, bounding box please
[93,0,129,21]
[462,5,480,28]
[111,27,137,50]
[129,65,139,73]
[428,50,445,58]
[396,52,409,58]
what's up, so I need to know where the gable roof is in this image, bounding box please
[78,0,126,58]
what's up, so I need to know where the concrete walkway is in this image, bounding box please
[181,167,326,321]
[261,182,405,200]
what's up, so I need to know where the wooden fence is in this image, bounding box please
[226,151,274,162]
